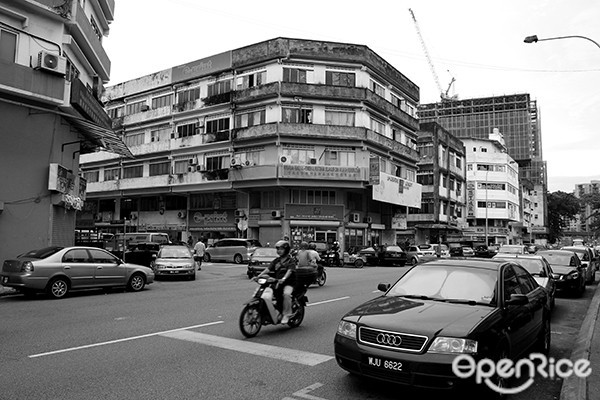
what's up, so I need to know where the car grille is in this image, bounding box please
[359,327,428,352]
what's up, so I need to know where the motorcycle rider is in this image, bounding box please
[330,241,342,267]
[254,240,297,324]
[307,242,321,266]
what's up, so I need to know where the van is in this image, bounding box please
[105,232,171,252]
[204,238,262,264]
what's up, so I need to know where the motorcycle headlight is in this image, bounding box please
[428,337,478,354]
[257,277,268,285]
[337,320,357,340]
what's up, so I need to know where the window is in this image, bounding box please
[104,168,120,181]
[235,109,265,128]
[88,249,118,264]
[173,160,188,174]
[90,16,102,41]
[282,146,315,164]
[282,107,312,124]
[503,265,521,298]
[177,87,200,105]
[125,101,146,115]
[65,55,80,82]
[125,132,144,147]
[324,110,355,126]
[290,189,336,205]
[149,161,170,176]
[417,173,434,185]
[151,94,173,109]
[456,181,462,195]
[325,71,355,87]
[206,117,230,133]
[455,156,462,169]
[418,144,434,158]
[261,191,281,208]
[63,249,90,263]
[175,122,198,138]
[370,118,386,135]
[207,80,232,97]
[370,80,385,97]
[123,165,143,179]
[236,70,266,89]
[83,170,99,183]
[150,126,170,142]
[325,149,355,166]
[205,155,225,171]
[282,68,307,83]
[108,107,124,119]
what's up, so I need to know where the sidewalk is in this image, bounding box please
[560,277,600,400]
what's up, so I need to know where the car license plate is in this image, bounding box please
[365,356,406,372]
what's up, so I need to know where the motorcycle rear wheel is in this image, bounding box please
[287,302,305,328]
[317,270,327,286]
[239,304,263,338]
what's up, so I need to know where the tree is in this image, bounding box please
[546,191,581,244]
[580,193,600,240]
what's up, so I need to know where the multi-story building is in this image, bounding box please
[78,37,423,250]
[462,132,521,245]
[410,122,467,245]
[418,93,548,242]
[568,180,600,242]
[0,0,129,260]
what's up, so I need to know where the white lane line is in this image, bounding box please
[160,330,333,366]
[293,383,327,399]
[28,321,224,358]
[307,296,350,307]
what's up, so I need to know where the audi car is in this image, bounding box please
[334,259,550,394]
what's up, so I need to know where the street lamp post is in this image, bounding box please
[524,34,600,50]
[484,168,489,246]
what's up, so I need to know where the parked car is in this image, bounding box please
[431,244,450,258]
[461,246,475,257]
[123,242,160,268]
[343,246,368,268]
[560,246,597,283]
[497,244,529,255]
[151,244,196,280]
[334,258,550,394]
[246,247,278,278]
[405,244,437,265]
[203,238,262,264]
[448,242,465,257]
[358,246,407,266]
[493,254,556,310]
[474,244,499,258]
[537,249,586,296]
[1,246,154,299]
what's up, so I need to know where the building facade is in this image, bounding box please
[0,0,128,260]
[410,122,467,245]
[418,93,548,242]
[462,134,521,245]
[79,38,423,251]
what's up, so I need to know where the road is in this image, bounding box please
[0,262,594,400]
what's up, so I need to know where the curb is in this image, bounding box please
[0,287,17,297]
[559,279,600,400]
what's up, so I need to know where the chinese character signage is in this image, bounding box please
[280,165,363,180]
[467,182,476,218]
[285,204,344,221]
[369,157,380,185]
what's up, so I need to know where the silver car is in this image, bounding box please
[204,238,262,264]
[152,244,196,280]
[1,246,154,299]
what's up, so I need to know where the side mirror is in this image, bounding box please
[538,269,547,278]
[151,254,157,259]
[506,294,529,306]
[377,283,390,292]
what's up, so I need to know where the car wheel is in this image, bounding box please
[203,253,211,263]
[534,315,551,355]
[354,259,364,268]
[411,257,418,266]
[476,345,509,399]
[46,277,69,299]
[576,277,585,297]
[233,254,244,264]
[127,273,146,292]
[190,273,196,281]
[588,269,595,284]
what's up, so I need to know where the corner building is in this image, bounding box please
[79,38,423,250]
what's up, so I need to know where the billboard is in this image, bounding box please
[372,172,422,208]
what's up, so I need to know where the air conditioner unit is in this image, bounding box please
[363,216,373,224]
[35,50,66,75]
[140,104,150,112]
[280,155,291,164]
[188,156,198,165]
[308,158,317,165]
[351,213,360,223]
[196,164,206,172]
[187,165,196,172]
[230,156,243,168]
[244,160,255,167]
[271,210,282,218]
[235,210,245,217]
[177,211,186,219]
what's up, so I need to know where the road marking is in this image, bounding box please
[28,321,224,358]
[292,383,327,399]
[307,296,349,307]
[160,330,333,366]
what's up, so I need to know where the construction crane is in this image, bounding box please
[409,8,457,101]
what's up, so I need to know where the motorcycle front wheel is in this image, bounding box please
[239,304,263,338]
[287,302,305,328]
[317,270,327,286]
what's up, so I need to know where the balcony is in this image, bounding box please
[202,91,232,107]
[0,60,64,104]
[123,105,173,125]
[233,82,280,104]
[66,3,111,80]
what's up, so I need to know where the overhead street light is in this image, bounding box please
[524,34,600,50]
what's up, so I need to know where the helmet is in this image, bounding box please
[308,243,317,250]
[300,241,309,250]
[275,240,291,256]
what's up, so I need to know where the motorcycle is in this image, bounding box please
[239,276,308,338]
[324,249,342,268]
[314,262,327,286]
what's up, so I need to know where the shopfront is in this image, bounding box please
[285,204,344,249]
[188,209,237,243]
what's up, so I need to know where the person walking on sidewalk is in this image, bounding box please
[193,238,206,270]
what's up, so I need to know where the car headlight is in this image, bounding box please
[155,264,166,270]
[567,272,579,280]
[427,337,478,354]
[550,273,560,279]
[337,320,357,340]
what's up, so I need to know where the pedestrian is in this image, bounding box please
[193,238,206,270]
[187,236,193,247]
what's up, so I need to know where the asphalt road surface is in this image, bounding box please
[0,262,594,400]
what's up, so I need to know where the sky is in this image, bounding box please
[101,0,600,193]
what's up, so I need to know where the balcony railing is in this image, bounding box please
[0,60,64,104]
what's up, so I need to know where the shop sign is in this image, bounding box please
[372,172,422,208]
[467,182,476,218]
[280,164,363,180]
[285,204,344,221]
[189,210,235,229]
[391,215,407,230]
[369,157,380,185]
[171,51,232,84]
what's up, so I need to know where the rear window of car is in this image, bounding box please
[252,248,277,257]
[159,246,192,258]
[19,246,64,259]
[246,240,262,247]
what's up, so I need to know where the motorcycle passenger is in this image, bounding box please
[307,242,321,266]
[254,240,297,324]
[296,241,317,287]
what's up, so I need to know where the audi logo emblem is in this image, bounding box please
[376,333,403,346]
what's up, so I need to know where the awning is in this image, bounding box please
[64,115,133,158]
[290,220,340,227]
[414,223,462,231]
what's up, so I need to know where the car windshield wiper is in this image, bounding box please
[398,294,438,301]
[440,298,495,307]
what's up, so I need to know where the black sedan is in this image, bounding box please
[246,247,278,278]
[537,250,585,297]
[334,259,550,395]
[358,246,407,266]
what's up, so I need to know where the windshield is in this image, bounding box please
[158,247,192,258]
[386,265,497,305]
[539,252,572,266]
[497,258,543,275]
[252,248,278,257]
[19,246,64,259]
